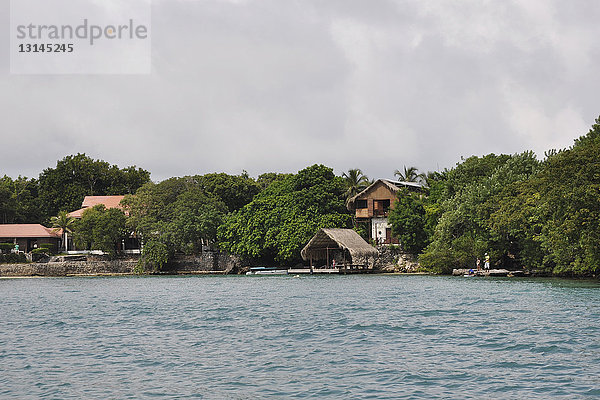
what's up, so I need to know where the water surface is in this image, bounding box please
[1,275,599,398]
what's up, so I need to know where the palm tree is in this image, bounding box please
[342,169,370,202]
[394,166,425,183]
[51,211,76,252]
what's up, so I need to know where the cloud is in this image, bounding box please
[1,0,599,181]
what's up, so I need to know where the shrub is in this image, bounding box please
[39,243,58,255]
[138,240,169,272]
[31,248,48,256]
[0,243,15,254]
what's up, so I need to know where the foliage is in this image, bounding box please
[0,176,41,224]
[37,153,150,220]
[123,176,228,254]
[50,210,76,251]
[394,166,424,183]
[218,165,353,264]
[0,253,27,264]
[342,169,370,202]
[533,119,600,275]
[138,240,170,272]
[257,172,290,190]
[43,244,57,255]
[73,205,127,256]
[419,152,541,274]
[0,243,15,253]
[389,190,429,254]
[354,221,370,241]
[191,173,261,212]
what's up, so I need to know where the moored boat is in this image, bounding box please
[246,267,288,275]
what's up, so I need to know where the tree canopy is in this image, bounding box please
[218,164,352,264]
[123,176,229,255]
[37,153,150,219]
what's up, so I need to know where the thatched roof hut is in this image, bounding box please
[301,228,378,266]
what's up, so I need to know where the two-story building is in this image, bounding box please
[347,179,424,245]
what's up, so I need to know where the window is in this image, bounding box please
[356,199,367,209]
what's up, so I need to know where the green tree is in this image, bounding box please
[73,205,127,256]
[0,176,16,224]
[138,240,169,272]
[394,166,424,183]
[419,152,540,273]
[192,173,261,212]
[389,190,429,254]
[123,177,228,255]
[342,169,370,203]
[532,119,600,275]
[257,172,290,190]
[38,154,150,220]
[50,210,76,252]
[218,165,352,264]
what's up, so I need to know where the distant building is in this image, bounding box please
[347,179,424,245]
[67,195,126,219]
[67,195,140,253]
[0,224,61,252]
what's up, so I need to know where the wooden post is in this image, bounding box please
[327,247,329,268]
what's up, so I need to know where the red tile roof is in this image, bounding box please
[68,195,126,218]
[0,224,62,239]
[81,196,125,208]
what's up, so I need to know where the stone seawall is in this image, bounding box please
[0,259,137,277]
[0,252,242,277]
[353,246,421,272]
[164,253,241,274]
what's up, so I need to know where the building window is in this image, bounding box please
[382,199,390,211]
[356,199,368,209]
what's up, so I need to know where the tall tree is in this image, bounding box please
[37,154,150,220]
[394,166,424,183]
[73,205,127,256]
[50,211,76,252]
[389,189,429,254]
[218,165,352,264]
[342,169,370,203]
[123,177,228,255]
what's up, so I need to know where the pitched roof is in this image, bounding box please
[347,179,425,209]
[0,224,62,239]
[68,195,126,218]
[301,228,378,261]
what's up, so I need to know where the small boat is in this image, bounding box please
[246,267,288,275]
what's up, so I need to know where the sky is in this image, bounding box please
[1,0,600,182]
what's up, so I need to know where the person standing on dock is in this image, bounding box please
[484,253,490,270]
[476,257,481,271]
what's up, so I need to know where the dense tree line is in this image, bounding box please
[390,117,600,277]
[0,153,150,224]
[3,117,600,276]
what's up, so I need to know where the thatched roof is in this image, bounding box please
[301,228,378,261]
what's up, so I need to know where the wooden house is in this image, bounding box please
[347,179,424,245]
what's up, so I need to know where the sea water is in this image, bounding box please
[1,275,599,399]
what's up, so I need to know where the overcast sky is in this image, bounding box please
[2,0,600,181]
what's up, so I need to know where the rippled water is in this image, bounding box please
[1,275,600,399]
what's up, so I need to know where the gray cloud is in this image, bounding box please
[1,0,599,181]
